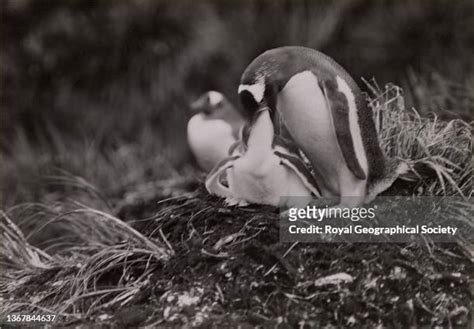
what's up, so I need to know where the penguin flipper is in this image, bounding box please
[205,155,239,199]
[275,151,321,197]
[320,79,367,180]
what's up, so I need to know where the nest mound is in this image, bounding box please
[1,186,472,327]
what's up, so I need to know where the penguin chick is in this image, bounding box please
[187,91,245,172]
[238,46,387,207]
[205,107,320,208]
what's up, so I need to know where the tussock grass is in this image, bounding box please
[1,211,53,270]
[0,204,172,321]
[368,82,472,253]
[366,80,472,198]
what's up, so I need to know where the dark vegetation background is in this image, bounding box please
[1,0,473,207]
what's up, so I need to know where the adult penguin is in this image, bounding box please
[238,46,387,206]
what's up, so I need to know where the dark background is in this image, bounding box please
[1,0,473,207]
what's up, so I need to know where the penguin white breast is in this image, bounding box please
[276,71,368,193]
[187,114,236,171]
[277,71,342,172]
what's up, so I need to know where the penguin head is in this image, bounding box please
[190,91,239,120]
[239,72,280,118]
[238,55,285,123]
[238,46,331,122]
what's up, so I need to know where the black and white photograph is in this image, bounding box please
[1,0,473,327]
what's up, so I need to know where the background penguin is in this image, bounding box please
[238,46,388,206]
[205,107,320,208]
[187,91,245,172]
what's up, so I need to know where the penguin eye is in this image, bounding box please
[239,90,259,118]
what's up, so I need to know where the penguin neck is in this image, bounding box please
[246,110,274,159]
